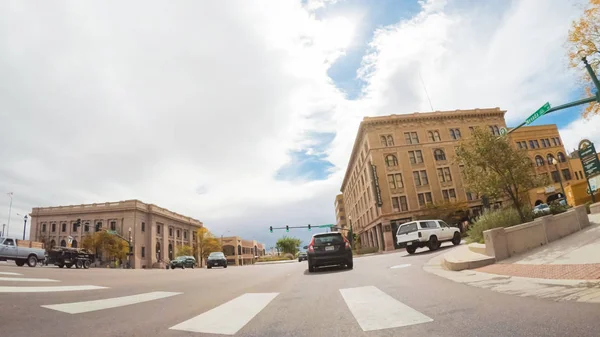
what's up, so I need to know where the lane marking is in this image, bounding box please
[0,272,23,276]
[170,292,279,335]
[339,286,433,331]
[0,285,107,293]
[0,277,59,282]
[42,291,181,314]
[390,264,411,269]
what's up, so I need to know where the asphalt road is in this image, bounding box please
[2,243,600,337]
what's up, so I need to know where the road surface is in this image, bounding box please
[1,243,599,337]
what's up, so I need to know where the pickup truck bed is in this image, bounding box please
[0,237,46,267]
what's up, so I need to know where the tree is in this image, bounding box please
[195,227,222,267]
[176,245,193,257]
[455,128,545,223]
[81,231,129,262]
[276,236,301,255]
[567,0,600,118]
[416,200,470,225]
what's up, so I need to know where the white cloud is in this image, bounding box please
[559,114,600,155]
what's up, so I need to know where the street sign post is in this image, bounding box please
[525,102,551,125]
[578,139,600,203]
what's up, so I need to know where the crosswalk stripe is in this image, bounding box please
[339,286,433,331]
[0,272,23,276]
[0,277,59,282]
[42,291,181,314]
[170,293,279,335]
[0,285,107,293]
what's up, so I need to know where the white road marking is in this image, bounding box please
[0,272,23,276]
[390,264,411,269]
[0,277,59,282]
[0,285,107,293]
[170,292,279,335]
[339,286,433,331]
[42,291,181,314]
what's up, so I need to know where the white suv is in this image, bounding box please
[396,220,461,254]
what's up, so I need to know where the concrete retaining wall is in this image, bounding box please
[484,205,590,262]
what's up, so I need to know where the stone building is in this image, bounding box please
[29,200,203,269]
[334,194,347,235]
[220,236,266,266]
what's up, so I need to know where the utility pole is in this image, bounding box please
[6,192,13,237]
[1,224,5,237]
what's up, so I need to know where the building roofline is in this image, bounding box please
[340,108,506,191]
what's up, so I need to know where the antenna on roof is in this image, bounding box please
[418,71,434,112]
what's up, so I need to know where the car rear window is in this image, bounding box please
[420,221,437,229]
[314,234,344,245]
[210,252,224,257]
[398,223,417,235]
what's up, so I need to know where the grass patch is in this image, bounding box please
[256,255,293,262]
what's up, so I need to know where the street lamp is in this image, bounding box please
[551,158,568,206]
[348,215,353,246]
[22,215,27,240]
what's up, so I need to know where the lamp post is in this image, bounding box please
[551,158,568,206]
[348,215,353,247]
[22,215,27,240]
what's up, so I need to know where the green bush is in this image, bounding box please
[356,247,378,255]
[256,255,293,262]
[467,207,529,244]
[549,202,570,215]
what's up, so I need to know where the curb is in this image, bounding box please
[467,243,487,255]
[423,247,600,303]
[443,254,495,271]
[255,260,297,265]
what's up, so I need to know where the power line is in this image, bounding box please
[418,71,434,112]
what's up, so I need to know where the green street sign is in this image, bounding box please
[579,142,596,159]
[106,230,117,235]
[583,156,600,178]
[499,127,507,136]
[525,102,551,125]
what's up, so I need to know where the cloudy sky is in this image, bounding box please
[1,0,598,248]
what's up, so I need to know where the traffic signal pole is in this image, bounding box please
[506,57,600,136]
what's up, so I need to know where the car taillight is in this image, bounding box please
[308,237,315,253]
[344,237,350,250]
[418,232,422,238]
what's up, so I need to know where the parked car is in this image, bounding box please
[533,203,551,215]
[0,237,46,267]
[167,256,196,269]
[207,252,227,269]
[305,232,352,272]
[298,251,307,262]
[396,220,461,254]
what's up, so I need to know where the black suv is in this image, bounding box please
[306,232,353,272]
[207,252,227,269]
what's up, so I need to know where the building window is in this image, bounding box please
[51,223,56,232]
[157,224,161,234]
[547,154,555,165]
[380,135,388,147]
[141,222,145,232]
[555,137,561,145]
[408,150,424,164]
[61,223,67,232]
[489,125,500,136]
[466,192,478,201]
[535,156,545,166]
[385,154,398,167]
[428,131,441,142]
[41,223,47,232]
[84,222,90,232]
[442,188,457,202]
[169,227,173,237]
[388,173,404,189]
[392,196,408,212]
[386,135,394,146]
[551,171,561,183]
[141,246,146,258]
[562,169,572,181]
[177,229,181,238]
[516,141,528,150]
[575,171,580,180]
[469,126,475,134]
[418,192,433,208]
[541,139,549,148]
[437,167,453,182]
[72,222,78,232]
[404,132,419,144]
[110,221,116,231]
[434,149,446,161]
[449,128,461,140]
[413,170,429,186]
[557,152,566,163]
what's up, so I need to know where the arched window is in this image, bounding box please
[60,240,66,247]
[71,240,78,248]
[450,129,456,139]
[380,136,387,147]
[547,154,555,165]
[387,135,394,146]
[494,126,500,135]
[557,152,566,163]
[50,240,56,249]
[433,131,441,142]
[61,223,67,232]
[535,155,545,166]
[434,149,446,161]
[385,154,398,167]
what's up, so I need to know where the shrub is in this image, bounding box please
[549,202,570,215]
[585,201,592,214]
[256,255,293,262]
[356,247,378,255]
[467,207,528,244]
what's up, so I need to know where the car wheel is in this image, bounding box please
[346,260,353,269]
[182,265,185,269]
[15,259,25,267]
[224,265,227,268]
[75,259,83,269]
[66,264,73,268]
[83,260,91,269]
[452,232,461,245]
[428,236,439,251]
[406,246,416,254]
[58,264,64,268]
[191,264,195,269]
[27,255,38,268]
[208,265,212,269]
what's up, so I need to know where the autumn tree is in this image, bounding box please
[195,227,222,267]
[81,231,129,262]
[455,129,545,223]
[276,236,301,255]
[416,200,470,226]
[176,245,193,257]
[567,0,600,117]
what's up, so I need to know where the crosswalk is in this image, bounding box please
[33,286,434,335]
[0,271,107,293]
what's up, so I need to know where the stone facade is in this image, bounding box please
[334,194,347,235]
[220,236,266,266]
[29,200,202,269]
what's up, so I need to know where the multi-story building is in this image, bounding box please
[340,108,577,252]
[334,194,347,234]
[220,236,266,266]
[29,200,203,269]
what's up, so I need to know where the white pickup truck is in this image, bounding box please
[0,237,46,267]
[396,220,461,254]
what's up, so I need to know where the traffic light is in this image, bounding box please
[286,225,289,232]
[74,219,81,229]
[95,223,101,232]
[269,226,273,233]
[307,224,311,231]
